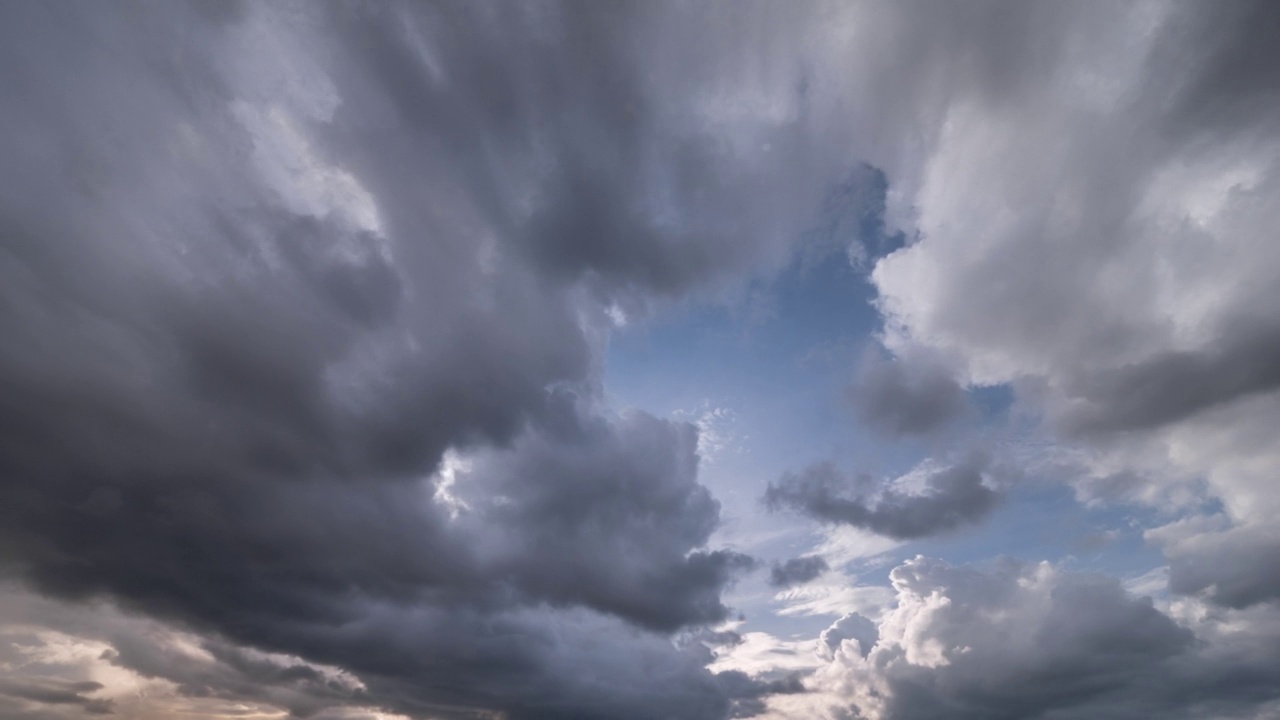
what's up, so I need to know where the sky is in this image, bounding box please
[1,2,1280,719]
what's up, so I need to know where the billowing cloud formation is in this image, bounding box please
[800,557,1280,720]
[858,0,1280,606]
[765,453,998,540]
[447,404,754,631]
[817,612,877,661]
[5,0,1280,718]
[0,2,857,717]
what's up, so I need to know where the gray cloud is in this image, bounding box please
[5,0,1280,718]
[1151,521,1280,610]
[769,556,830,588]
[0,2,855,717]
[764,453,998,540]
[716,671,806,719]
[854,0,1280,622]
[813,557,1280,720]
[846,350,969,438]
[0,679,112,716]
[450,402,756,631]
[0,584,746,720]
[1056,322,1280,438]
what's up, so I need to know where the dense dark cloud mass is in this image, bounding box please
[764,454,998,540]
[449,403,755,631]
[5,1,1280,718]
[0,2,850,717]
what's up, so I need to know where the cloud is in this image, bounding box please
[0,585,382,720]
[448,403,756,632]
[834,0,1280,614]
[1150,519,1280,609]
[0,582,772,720]
[806,557,1280,720]
[1054,322,1280,438]
[709,630,825,679]
[0,679,112,716]
[846,349,969,438]
[716,671,807,719]
[0,2,856,717]
[4,0,1280,717]
[764,453,999,540]
[769,557,830,588]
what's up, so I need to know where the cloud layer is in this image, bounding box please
[0,2,840,717]
[798,557,1280,720]
[3,1,1280,718]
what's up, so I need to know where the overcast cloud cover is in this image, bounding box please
[2,1,1280,719]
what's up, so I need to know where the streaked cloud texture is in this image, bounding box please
[2,2,1279,719]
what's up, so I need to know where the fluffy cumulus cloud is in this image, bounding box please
[4,0,1280,718]
[786,557,1280,720]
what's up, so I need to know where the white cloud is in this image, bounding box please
[798,556,1280,720]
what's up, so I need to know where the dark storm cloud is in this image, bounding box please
[313,1,837,301]
[764,453,998,540]
[451,401,756,632]
[0,2,849,718]
[769,556,829,588]
[0,585,744,720]
[847,351,969,438]
[6,0,1280,718]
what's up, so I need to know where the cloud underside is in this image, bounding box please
[765,454,998,540]
[1,1,1280,719]
[0,3,823,718]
